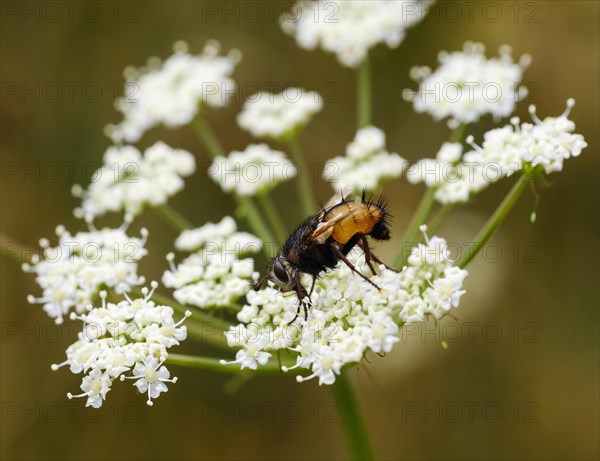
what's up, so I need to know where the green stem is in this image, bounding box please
[177,316,220,345]
[149,291,233,329]
[192,115,225,159]
[394,186,436,268]
[154,204,193,232]
[357,54,372,128]
[331,371,374,461]
[236,196,278,255]
[166,353,288,375]
[256,194,287,244]
[427,203,455,235]
[289,138,318,215]
[449,122,469,143]
[192,114,278,255]
[457,166,543,269]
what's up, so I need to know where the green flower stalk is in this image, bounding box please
[289,138,319,216]
[357,54,372,128]
[457,165,543,268]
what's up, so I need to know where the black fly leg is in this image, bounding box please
[288,272,311,325]
[359,235,399,273]
[332,245,381,290]
[288,298,307,325]
[356,236,378,275]
[288,302,303,325]
[340,233,378,274]
[308,275,317,296]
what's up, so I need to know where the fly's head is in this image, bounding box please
[253,256,297,293]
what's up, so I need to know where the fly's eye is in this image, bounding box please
[273,259,289,283]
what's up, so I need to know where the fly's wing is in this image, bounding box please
[321,186,355,211]
[310,192,346,244]
[311,202,357,244]
[311,211,347,243]
[283,214,322,260]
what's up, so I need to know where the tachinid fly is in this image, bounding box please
[253,190,394,323]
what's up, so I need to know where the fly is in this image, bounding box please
[253,190,394,323]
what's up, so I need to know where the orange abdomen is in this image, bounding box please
[325,202,384,245]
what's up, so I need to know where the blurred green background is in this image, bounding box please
[1,1,598,460]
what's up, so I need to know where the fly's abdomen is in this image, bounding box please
[324,201,388,244]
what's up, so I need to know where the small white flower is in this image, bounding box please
[125,357,178,406]
[347,126,386,158]
[209,144,297,196]
[73,142,195,218]
[221,342,272,371]
[237,89,323,141]
[280,1,432,68]
[435,142,463,163]
[427,268,467,317]
[67,368,112,408]
[107,40,241,143]
[399,298,427,324]
[363,312,400,353]
[23,221,148,324]
[324,126,407,192]
[221,326,273,370]
[404,42,531,126]
[297,344,344,386]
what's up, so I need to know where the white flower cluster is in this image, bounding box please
[280,1,432,68]
[107,40,241,143]
[51,284,189,407]
[209,144,297,196]
[404,42,531,127]
[406,141,474,203]
[468,100,588,175]
[222,231,468,385]
[162,217,262,309]
[237,89,323,141]
[23,221,148,324]
[323,126,407,192]
[72,142,196,218]
[397,230,468,323]
[407,143,463,187]
[407,100,587,204]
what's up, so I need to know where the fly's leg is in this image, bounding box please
[359,235,399,273]
[340,233,377,274]
[288,272,311,325]
[289,298,311,325]
[308,275,317,296]
[357,236,378,275]
[332,245,381,290]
